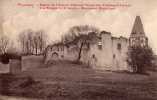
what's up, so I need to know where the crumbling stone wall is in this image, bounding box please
[9,59,21,74]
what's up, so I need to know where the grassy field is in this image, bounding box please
[0,56,157,100]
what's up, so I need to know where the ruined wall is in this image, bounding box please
[86,43,101,69]
[44,45,65,64]
[0,62,9,73]
[112,37,129,70]
[9,59,21,74]
[100,33,113,69]
[80,44,94,66]
[64,45,78,61]
[83,33,129,71]
[22,55,43,71]
[45,32,130,71]
[81,32,114,70]
[45,44,79,64]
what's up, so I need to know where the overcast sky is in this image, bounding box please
[0,0,157,54]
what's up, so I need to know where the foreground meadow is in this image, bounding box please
[0,56,157,100]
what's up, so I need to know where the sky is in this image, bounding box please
[0,0,157,54]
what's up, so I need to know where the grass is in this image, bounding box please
[0,56,157,100]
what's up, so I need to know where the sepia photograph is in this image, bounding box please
[0,0,157,100]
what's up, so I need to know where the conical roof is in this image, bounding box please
[131,16,145,36]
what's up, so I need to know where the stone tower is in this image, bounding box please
[129,16,148,47]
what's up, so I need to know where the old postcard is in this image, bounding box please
[0,0,157,100]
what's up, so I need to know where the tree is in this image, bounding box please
[0,35,19,64]
[76,34,90,61]
[63,25,99,42]
[18,29,34,55]
[35,30,47,55]
[62,25,99,62]
[127,46,155,73]
[0,35,9,54]
[18,29,47,55]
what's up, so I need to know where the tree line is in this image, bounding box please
[0,34,9,54]
[0,29,47,55]
[18,29,47,55]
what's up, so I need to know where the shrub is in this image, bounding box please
[0,53,21,64]
[127,46,155,73]
[0,53,10,64]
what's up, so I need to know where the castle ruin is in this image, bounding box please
[44,16,148,71]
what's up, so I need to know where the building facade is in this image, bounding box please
[44,16,148,71]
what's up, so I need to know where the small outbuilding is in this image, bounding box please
[0,53,22,74]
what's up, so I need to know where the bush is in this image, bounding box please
[0,53,21,64]
[0,53,10,64]
[127,46,155,73]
